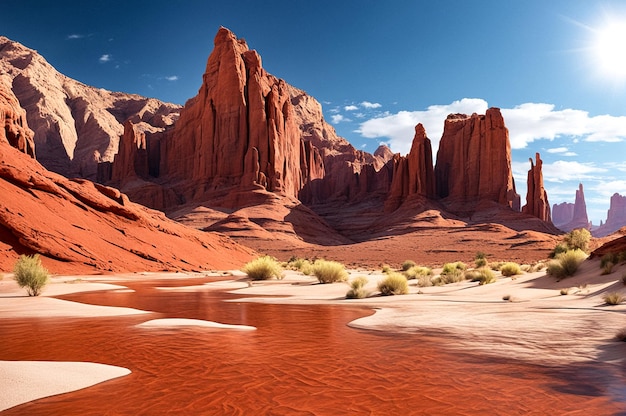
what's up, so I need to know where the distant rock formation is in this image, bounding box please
[0,76,34,157]
[521,153,551,222]
[552,202,574,227]
[434,109,520,211]
[593,193,626,237]
[0,36,181,179]
[555,183,590,232]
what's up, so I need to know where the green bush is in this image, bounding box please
[564,228,591,253]
[465,268,496,285]
[401,260,416,271]
[438,262,466,284]
[377,272,409,295]
[549,243,569,259]
[474,252,487,268]
[442,262,467,274]
[403,266,432,280]
[346,276,369,299]
[500,262,522,277]
[13,254,49,296]
[312,260,348,283]
[242,256,283,280]
[546,249,587,279]
[603,292,625,305]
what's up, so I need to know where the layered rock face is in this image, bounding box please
[594,193,626,237]
[0,36,181,179]
[385,124,435,211]
[521,153,551,222]
[0,81,254,273]
[0,76,34,157]
[434,109,520,211]
[552,202,574,227]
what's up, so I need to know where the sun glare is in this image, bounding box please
[593,19,626,82]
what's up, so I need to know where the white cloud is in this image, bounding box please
[361,101,382,109]
[541,160,608,183]
[165,75,179,81]
[547,147,569,153]
[99,54,111,63]
[331,114,351,124]
[344,105,358,111]
[357,98,488,155]
[590,180,626,198]
[66,34,83,40]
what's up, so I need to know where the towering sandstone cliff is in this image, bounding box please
[434,109,520,210]
[0,76,34,157]
[521,153,551,222]
[594,193,626,237]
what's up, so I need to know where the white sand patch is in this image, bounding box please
[0,297,150,318]
[0,360,130,412]
[136,318,256,330]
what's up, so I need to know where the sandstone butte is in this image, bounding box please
[1,28,578,268]
[552,183,591,233]
[593,193,626,237]
[0,80,255,273]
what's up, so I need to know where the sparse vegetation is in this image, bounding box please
[312,260,348,284]
[601,253,619,268]
[602,262,615,275]
[403,265,432,280]
[377,272,409,295]
[603,292,625,305]
[242,256,283,280]
[346,276,369,299]
[381,264,392,274]
[549,243,569,259]
[546,249,588,279]
[500,262,522,277]
[401,260,416,271]
[13,254,49,296]
[438,262,466,284]
[475,252,487,268]
[488,261,505,271]
[560,288,570,295]
[465,268,496,285]
[287,257,313,275]
[563,228,591,253]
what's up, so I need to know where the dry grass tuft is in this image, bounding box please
[378,272,409,295]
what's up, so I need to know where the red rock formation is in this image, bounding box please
[434,108,520,211]
[552,202,574,227]
[385,123,435,211]
[0,77,34,157]
[0,137,254,273]
[0,36,180,179]
[521,153,551,222]
[593,193,626,237]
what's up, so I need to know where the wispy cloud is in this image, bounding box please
[164,75,179,81]
[344,105,358,111]
[99,54,112,63]
[546,147,577,156]
[331,114,351,124]
[361,101,382,109]
[541,161,608,183]
[66,34,84,40]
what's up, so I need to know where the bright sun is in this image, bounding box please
[593,20,626,81]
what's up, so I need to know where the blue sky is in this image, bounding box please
[4,0,626,225]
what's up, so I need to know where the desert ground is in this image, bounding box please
[1,255,626,414]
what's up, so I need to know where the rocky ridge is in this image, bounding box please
[0,36,181,180]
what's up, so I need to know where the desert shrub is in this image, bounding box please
[287,257,306,270]
[603,292,625,305]
[381,264,392,274]
[602,262,615,275]
[312,260,348,283]
[488,261,505,271]
[401,260,416,271]
[535,261,547,271]
[601,253,619,269]
[564,228,591,253]
[404,266,432,280]
[520,264,531,272]
[474,252,487,268]
[13,254,49,296]
[560,288,570,295]
[546,249,588,279]
[377,272,409,295]
[500,262,522,277]
[346,276,369,299]
[549,243,569,259]
[416,273,434,287]
[442,262,466,273]
[242,256,283,280]
[439,270,465,284]
[465,268,496,285]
